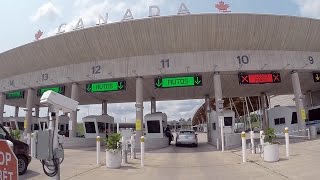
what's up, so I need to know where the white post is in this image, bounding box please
[219,116,224,152]
[250,131,255,154]
[141,136,145,167]
[96,136,101,165]
[26,133,31,146]
[259,130,264,146]
[241,132,246,163]
[130,135,136,159]
[121,137,127,164]
[31,133,35,157]
[117,123,120,133]
[284,127,289,158]
[307,128,311,140]
[216,138,219,150]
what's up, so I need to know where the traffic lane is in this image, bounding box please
[20,148,99,180]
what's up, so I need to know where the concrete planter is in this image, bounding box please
[106,149,121,169]
[263,144,279,162]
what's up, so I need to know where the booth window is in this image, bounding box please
[224,117,232,126]
[66,124,69,131]
[85,122,96,133]
[60,124,64,131]
[291,112,298,124]
[309,108,320,121]
[40,122,48,129]
[212,123,216,130]
[274,118,285,125]
[97,122,106,133]
[10,122,17,130]
[147,120,160,133]
[18,122,24,130]
[33,124,39,130]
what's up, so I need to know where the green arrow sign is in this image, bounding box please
[37,86,65,96]
[6,90,24,99]
[86,81,126,93]
[155,75,202,88]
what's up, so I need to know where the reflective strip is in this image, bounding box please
[241,133,246,138]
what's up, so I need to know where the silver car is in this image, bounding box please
[176,130,198,147]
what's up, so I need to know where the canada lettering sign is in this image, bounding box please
[239,73,281,84]
[0,140,18,180]
[154,75,202,88]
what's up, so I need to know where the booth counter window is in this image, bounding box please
[33,124,40,131]
[18,122,24,130]
[98,122,106,133]
[224,117,233,126]
[147,120,161,133]
[291,112,298,124]
[85,122,96,133]
[274,118,285,125]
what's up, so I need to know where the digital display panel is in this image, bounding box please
[6,90,24,99]
[239,73,281,84]
[155,75,202,88]
[37,86,65,96]
[86,81,126,93]
[313,73,320,82]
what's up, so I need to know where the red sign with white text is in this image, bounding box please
[0,140,18,180]
[239,73,281,84]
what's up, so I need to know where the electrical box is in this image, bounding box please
[34,130,53,160]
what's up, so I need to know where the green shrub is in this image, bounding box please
[106,133,122,151]
[10,129,21,140]
[263,128,277,144]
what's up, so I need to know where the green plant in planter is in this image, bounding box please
[106,133,122,152]
[263,128,278,144]
[10,129,21,140]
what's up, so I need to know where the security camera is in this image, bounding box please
[40,90,79,113]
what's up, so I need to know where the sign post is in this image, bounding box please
[0,140,18,180]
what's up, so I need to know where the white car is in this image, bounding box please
[176,130,198,147]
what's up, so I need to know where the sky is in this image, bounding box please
[0,0,319,123]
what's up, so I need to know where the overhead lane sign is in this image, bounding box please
[86,81,126,93]
[37,86,65,96]
[154,75,202,88]
[6,90,24,100]
[313,73,320,82]
[239,73,281,84]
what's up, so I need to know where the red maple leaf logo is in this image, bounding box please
[35,30,43,41]
[215,1,231,12]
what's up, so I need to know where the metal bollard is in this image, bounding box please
[216,138,219,150]
[307,128,311,140]
[259,130,264,154]
[259,130,264,146]
[96,136,101,165]
[250,131,255,154]
[284,127,289,158]
[121,137,127,164]
[117,123,120,133]
[141,136,145,167]
[241,132,246,163]
[26,133,31,146]
[220,118,225,152]
[130,135,136,159]
[31,133,35,157]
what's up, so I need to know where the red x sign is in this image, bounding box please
[272,73,281,82]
